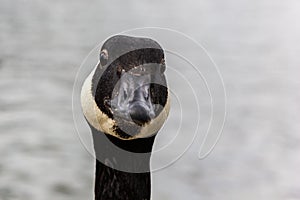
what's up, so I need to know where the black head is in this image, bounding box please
[81,35,170,140]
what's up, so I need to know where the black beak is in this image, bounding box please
[129,104,151,126]
[110,70,155,126]
[128,85,152,125]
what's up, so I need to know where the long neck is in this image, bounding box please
[91,126,156,200]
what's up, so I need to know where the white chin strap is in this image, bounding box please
[81,66,170,140]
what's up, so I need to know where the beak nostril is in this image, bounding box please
[123,90,128,100]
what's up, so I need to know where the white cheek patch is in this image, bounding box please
[81,65,170,140]
[81,66,117,137]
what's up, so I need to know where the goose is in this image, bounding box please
[81,35,170,200]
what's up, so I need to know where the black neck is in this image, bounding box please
[91,126,156,200]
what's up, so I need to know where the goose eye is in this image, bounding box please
[100,49,108,66]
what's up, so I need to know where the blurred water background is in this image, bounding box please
[1,0,300,199]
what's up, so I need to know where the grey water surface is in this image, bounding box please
[0,0,300,200]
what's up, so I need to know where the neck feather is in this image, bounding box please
[91,126,156,200]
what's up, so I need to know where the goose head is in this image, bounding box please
[81,35,170,140]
